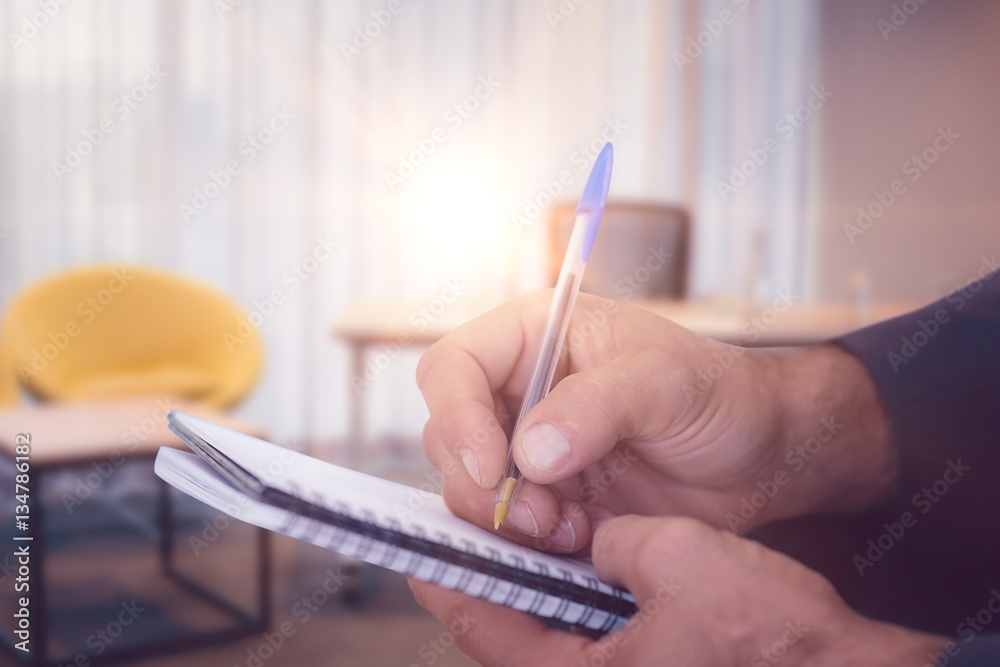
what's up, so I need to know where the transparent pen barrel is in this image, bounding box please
[509,212,590,450]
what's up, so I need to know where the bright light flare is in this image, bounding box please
[397,162,513,291]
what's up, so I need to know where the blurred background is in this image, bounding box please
[3,0,1000,440]
[0,0,998,665]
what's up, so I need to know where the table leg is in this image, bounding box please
[158,477,174,575]
[347,342,366,465]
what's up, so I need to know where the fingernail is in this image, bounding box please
[506,501,539,536]
[548,515,577,551]
[521,422,571,473]
[459,447,480,486]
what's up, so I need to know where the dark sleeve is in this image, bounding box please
[948,636,1000,667]
[834,265,1000,646]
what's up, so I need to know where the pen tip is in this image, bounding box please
[493,502,510,531]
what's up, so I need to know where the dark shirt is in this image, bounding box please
[837,267,1000,665]
[756,267,1000,666]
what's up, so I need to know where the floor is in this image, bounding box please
[0,448,479,667]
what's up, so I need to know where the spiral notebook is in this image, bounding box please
[154,411,636,632]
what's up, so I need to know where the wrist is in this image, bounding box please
[806,614,950,667]
[748,343,898,521]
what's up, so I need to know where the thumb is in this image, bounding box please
[591,514,701,602]
[513,354,670,484]
[588,516,726,666]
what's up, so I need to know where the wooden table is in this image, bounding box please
[631,300,916,346]
[332,297,920,448]
[0,397,265,466]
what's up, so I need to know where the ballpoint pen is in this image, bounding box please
[494,142,614,530]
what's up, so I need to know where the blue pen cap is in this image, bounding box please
[575,142,614,262]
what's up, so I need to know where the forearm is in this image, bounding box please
[814,617,947,667]
[746,343,898,522]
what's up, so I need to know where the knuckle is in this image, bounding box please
[415,342,444,391]
[445,612,505,667]
[632,529,671,573]
[593,515,639,565]
[635,517,718,569]
[421,419,439,459]
[659,516,718,546]
[440,483,476,520]
[565,372,620,430]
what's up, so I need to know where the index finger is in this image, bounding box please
[416,293,552,490]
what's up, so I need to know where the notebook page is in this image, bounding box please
[167,412,634,622]
[155,447,633,632]
[171,412,597,575]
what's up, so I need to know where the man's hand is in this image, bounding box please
[409,515,946,666]
[416,291,897,551]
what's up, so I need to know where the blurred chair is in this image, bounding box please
[548,201,690,299]
[0,337,18,407]
[0,265,269,666]
[2,265,261,406]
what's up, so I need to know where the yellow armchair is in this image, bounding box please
[1,265,262,407]
[0,265,270,661]
[0,336,18,407]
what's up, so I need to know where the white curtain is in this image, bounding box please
[690,0,821,301]
[0,0,818,444]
